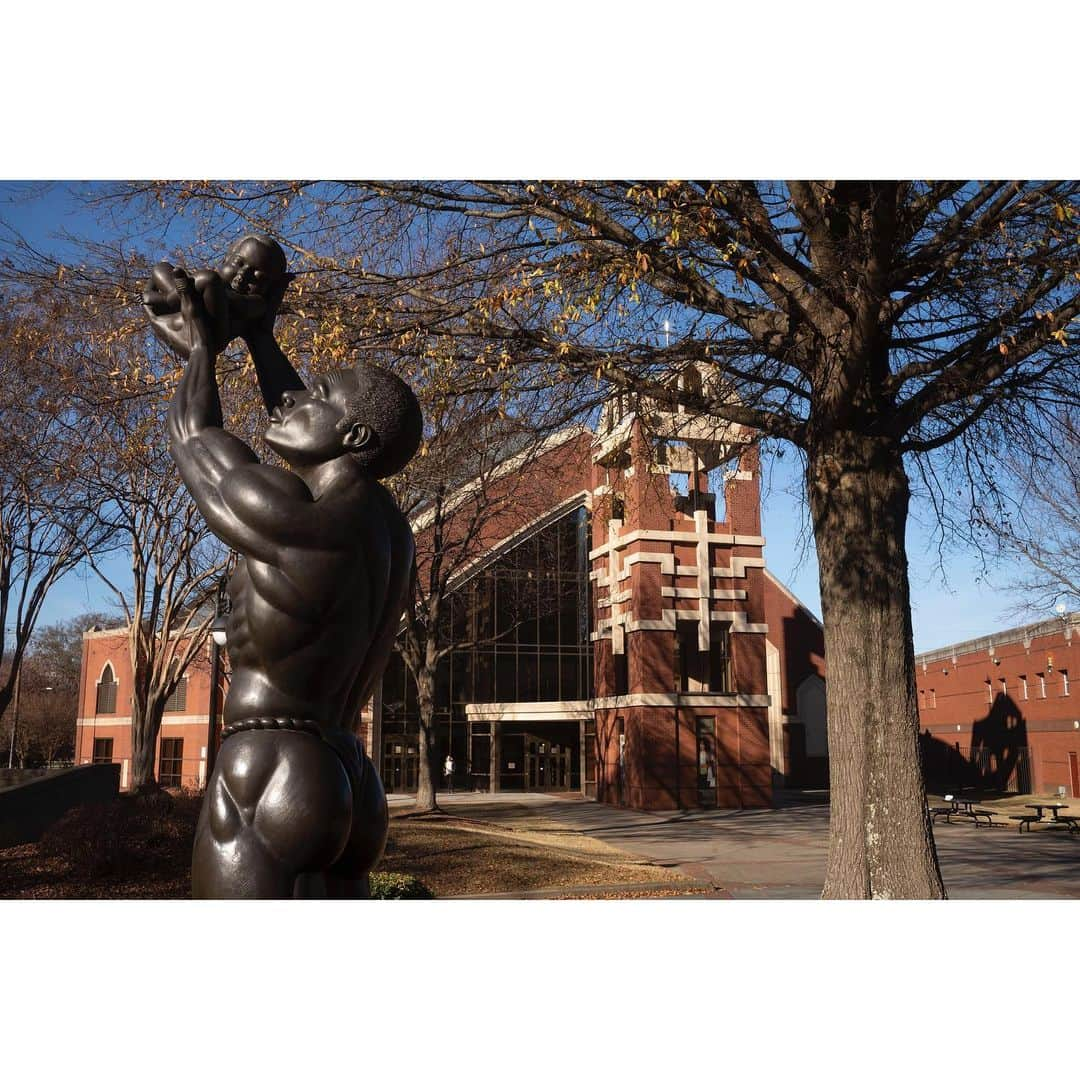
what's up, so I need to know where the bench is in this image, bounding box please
[1054,815,1080,834]
[970,809,996,827]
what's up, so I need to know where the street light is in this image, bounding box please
[205,578,229,786]
[6,666,20,769]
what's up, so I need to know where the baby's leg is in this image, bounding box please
[191,730,354,899]
[194,270,233,352]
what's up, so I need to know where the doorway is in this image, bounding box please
[696,717,718,808]
[382,735,419,793]
[524,734,573,791]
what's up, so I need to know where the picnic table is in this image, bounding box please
[1009,803,1079,833]
[931,795,994,827]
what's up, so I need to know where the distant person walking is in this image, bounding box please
[444,753,455,794]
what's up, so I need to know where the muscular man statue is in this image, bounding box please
[152,256,421,898]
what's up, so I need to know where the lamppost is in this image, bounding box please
[6,665,20,769]
[205,577,229,787]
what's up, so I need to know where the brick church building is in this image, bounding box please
[75,374,829,809]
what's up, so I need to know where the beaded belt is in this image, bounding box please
[221,716,323,741]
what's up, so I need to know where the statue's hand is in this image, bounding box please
[145,307,192,359]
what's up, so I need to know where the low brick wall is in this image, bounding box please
[0,768,51,791]
[0,764,121,848]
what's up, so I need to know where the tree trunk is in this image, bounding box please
[414,665,438,813]
[806,430,945,899]
[130,696,162,793]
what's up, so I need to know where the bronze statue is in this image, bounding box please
[149,238,421,898]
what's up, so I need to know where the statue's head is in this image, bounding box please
[265,363,423,478]
[220,234,289,298]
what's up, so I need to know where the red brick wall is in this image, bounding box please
[76,629,219,791]
[916,623,1079,795]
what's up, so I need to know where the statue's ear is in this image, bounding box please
[343,423,372,451]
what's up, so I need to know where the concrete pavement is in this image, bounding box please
[389,791,1080,898]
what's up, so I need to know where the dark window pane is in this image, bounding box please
[96,677,117,714]
[159,738,184,788]
[560,653,579,701]
[517,574,538,644]
[473,651,494,701]
[539,653,559,699]
[495,652,516,701]
[518,651,538,701]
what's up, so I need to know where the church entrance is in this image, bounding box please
[494,720,581,792]
[382,734,419,793]
[524,734,573,791]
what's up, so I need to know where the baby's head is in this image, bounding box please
[219,234,289,298]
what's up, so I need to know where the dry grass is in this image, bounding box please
[0,795,698,899]
[381,805,696,897]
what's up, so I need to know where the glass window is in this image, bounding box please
[710,627,732,693]
[159,738,183,788]
[92,737,113,764]
[379,507,594,748]
[96,666,117,714]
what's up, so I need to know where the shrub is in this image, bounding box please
[369,872,434,899]
[39,790,198,879]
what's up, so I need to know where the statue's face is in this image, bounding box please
[220,238,284,297]
[264,376,365,466]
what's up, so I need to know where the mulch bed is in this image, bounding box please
[0,791,201,899]
[0,796,694,899]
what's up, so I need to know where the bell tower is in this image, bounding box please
[588,368,773,809]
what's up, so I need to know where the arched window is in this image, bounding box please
[96,663,117,714]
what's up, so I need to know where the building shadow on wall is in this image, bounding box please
[919,693,1030,794]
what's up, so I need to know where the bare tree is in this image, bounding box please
[0,303,110,729]
[975,407,1079,617]
[10,614,114,766]
[76,391,229,792]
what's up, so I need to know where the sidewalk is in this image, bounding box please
[400,792,1080,899]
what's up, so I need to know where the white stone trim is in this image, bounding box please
[465,700,592,722]
[590,528,765,559]
[593,693,770,709]
[765,638,785,779]
[76,713,209,727]
[714,557,767,579]
[662,587,748,601]
[591,609,768,639]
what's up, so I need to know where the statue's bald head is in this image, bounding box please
[327,364,423,478]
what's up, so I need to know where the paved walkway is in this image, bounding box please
[389,792,1080,898]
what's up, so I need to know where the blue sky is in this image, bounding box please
[3,182,1039,653]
